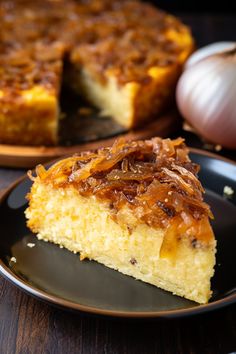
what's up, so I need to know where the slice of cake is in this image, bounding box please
[25,137,216,304]
[0,0,194,145]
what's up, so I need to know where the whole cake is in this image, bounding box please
[0,0,194,145]
[25,137,216,303]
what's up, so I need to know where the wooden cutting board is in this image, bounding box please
[0,111,181,168]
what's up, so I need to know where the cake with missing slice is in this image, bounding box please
[0,0,194,145]
[25,137,216,303]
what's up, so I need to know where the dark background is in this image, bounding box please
[148,0,236,12]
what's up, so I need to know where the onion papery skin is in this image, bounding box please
[176,54,236,149]
[185,42,236,69]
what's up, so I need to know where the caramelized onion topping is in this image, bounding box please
[0,0,192,94]
[36,137,213,237]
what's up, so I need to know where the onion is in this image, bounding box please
[185,42,235,68]
[176,42,236,149]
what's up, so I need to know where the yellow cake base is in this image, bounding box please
[0,86,58,145]
[26,182,216,304]
[68,65,180,129]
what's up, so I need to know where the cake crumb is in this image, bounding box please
[78,107,93,116]
[80,253,88,261]
[10,257,17,263]
[27,243,35,248]
[215,144,222,152]
[182,121,196,133]
[223,185,234,197]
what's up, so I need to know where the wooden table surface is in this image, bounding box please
[0,14,236,354]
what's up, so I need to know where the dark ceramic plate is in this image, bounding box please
[0,149,236,318]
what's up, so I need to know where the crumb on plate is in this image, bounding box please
[215,144,222,152]
[223,185,234,197]
[27,242,35,248]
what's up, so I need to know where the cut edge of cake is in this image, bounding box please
[67,65,180,129]
[0,85,59,146]
[68,24,194,129]
[26,183,216,304]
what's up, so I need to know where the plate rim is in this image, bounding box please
[0,148,236,318]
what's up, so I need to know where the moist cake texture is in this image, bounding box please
[0,0,194,145]
[25,137,216,303]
